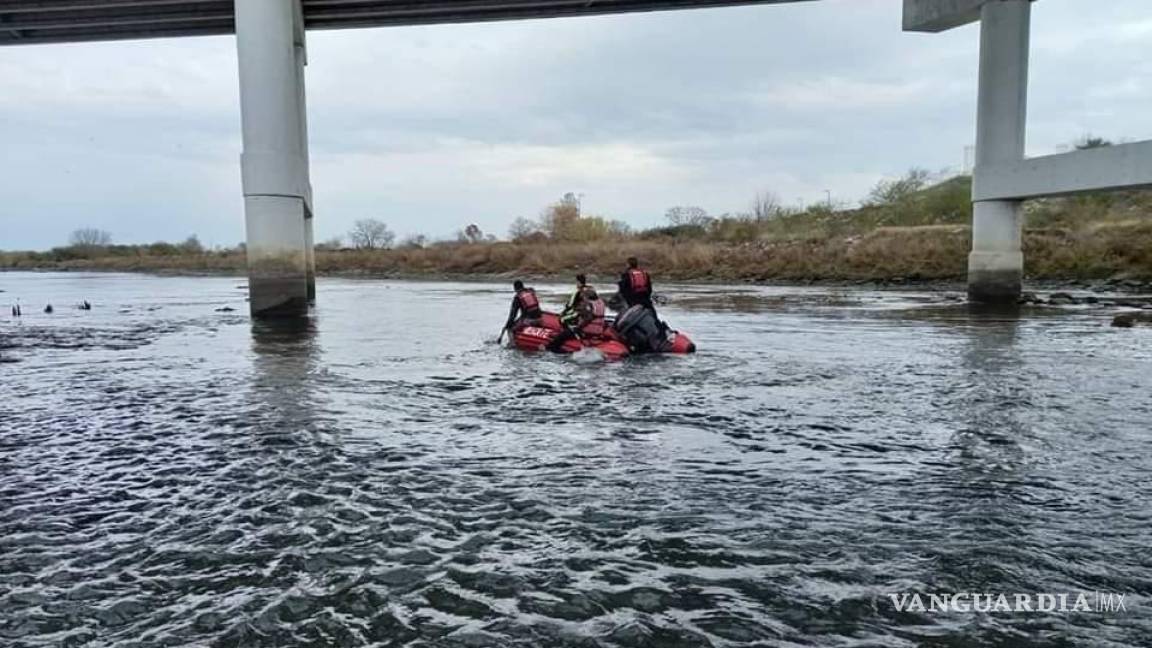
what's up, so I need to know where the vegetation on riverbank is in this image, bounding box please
[4,171,1152,283]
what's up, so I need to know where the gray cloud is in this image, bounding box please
[0,0,1149,249]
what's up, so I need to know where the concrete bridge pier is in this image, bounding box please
[969,0,1030,304]
[911,0,1152,301]
[235,0,315,317]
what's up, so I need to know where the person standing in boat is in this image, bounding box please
[504,280,542,333]
[619,257,670,335]
[619,257,655,311]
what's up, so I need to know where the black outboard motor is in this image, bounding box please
[614,305,668,352]
[605,291,627,313]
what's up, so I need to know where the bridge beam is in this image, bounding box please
[974,141,1152,201]
[235,0,314,317]
[903,0,987,32]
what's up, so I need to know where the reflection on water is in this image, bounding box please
[250,316,321,438]
[1,272,1151,647]
[934,318,1034,604]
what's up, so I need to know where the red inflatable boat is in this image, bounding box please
[510,306,695,359]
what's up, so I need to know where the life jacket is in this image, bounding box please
[580,297,607,336]
[516,288,541,314]
[627,268,651,295]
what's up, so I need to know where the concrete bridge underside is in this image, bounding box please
[2,1,813,46]
[2,0,1149,314]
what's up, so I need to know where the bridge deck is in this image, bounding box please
[0,0,812,46]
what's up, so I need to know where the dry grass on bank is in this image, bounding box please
[0,250,246,274]
[5,220,1151,283]
[5,177,1152,282]
[1024,220,1152,279]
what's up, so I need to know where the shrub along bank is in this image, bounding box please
[3,176,1151,283]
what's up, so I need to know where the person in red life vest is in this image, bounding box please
[618,256,670,335]
[504,280,542,333]
[618,256,654,310]
[548,284,607,352]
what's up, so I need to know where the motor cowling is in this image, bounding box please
[614,305,668,352]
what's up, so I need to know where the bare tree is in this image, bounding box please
[400,233,428,249]
[180,235,204,255]
[348,219,395,250]
[665,206,711,227]
[751,192,784,221]
[508,217,539,241]
[69,228,112,248]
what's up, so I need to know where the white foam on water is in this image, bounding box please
[570,347,605,364]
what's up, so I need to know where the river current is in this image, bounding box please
[1,272,1150,647]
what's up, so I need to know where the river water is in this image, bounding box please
[1,271,1150,647]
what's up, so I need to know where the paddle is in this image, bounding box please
[497,327,507,344]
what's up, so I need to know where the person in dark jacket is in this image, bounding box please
[504,280,542,332]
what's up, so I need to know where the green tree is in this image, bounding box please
[1075,135,1113,150]
[865,168,931,207]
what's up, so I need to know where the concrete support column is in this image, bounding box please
[235,0,314,317]
[969,0,1030,304]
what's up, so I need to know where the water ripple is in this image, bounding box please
[2,274,1151,646]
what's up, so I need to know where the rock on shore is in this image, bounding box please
[1112,312,1152,328]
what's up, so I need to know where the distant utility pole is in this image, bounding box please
[824,189,832,207]
[962,145,976,175]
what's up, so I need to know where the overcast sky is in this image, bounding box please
[1,0,1149,250]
